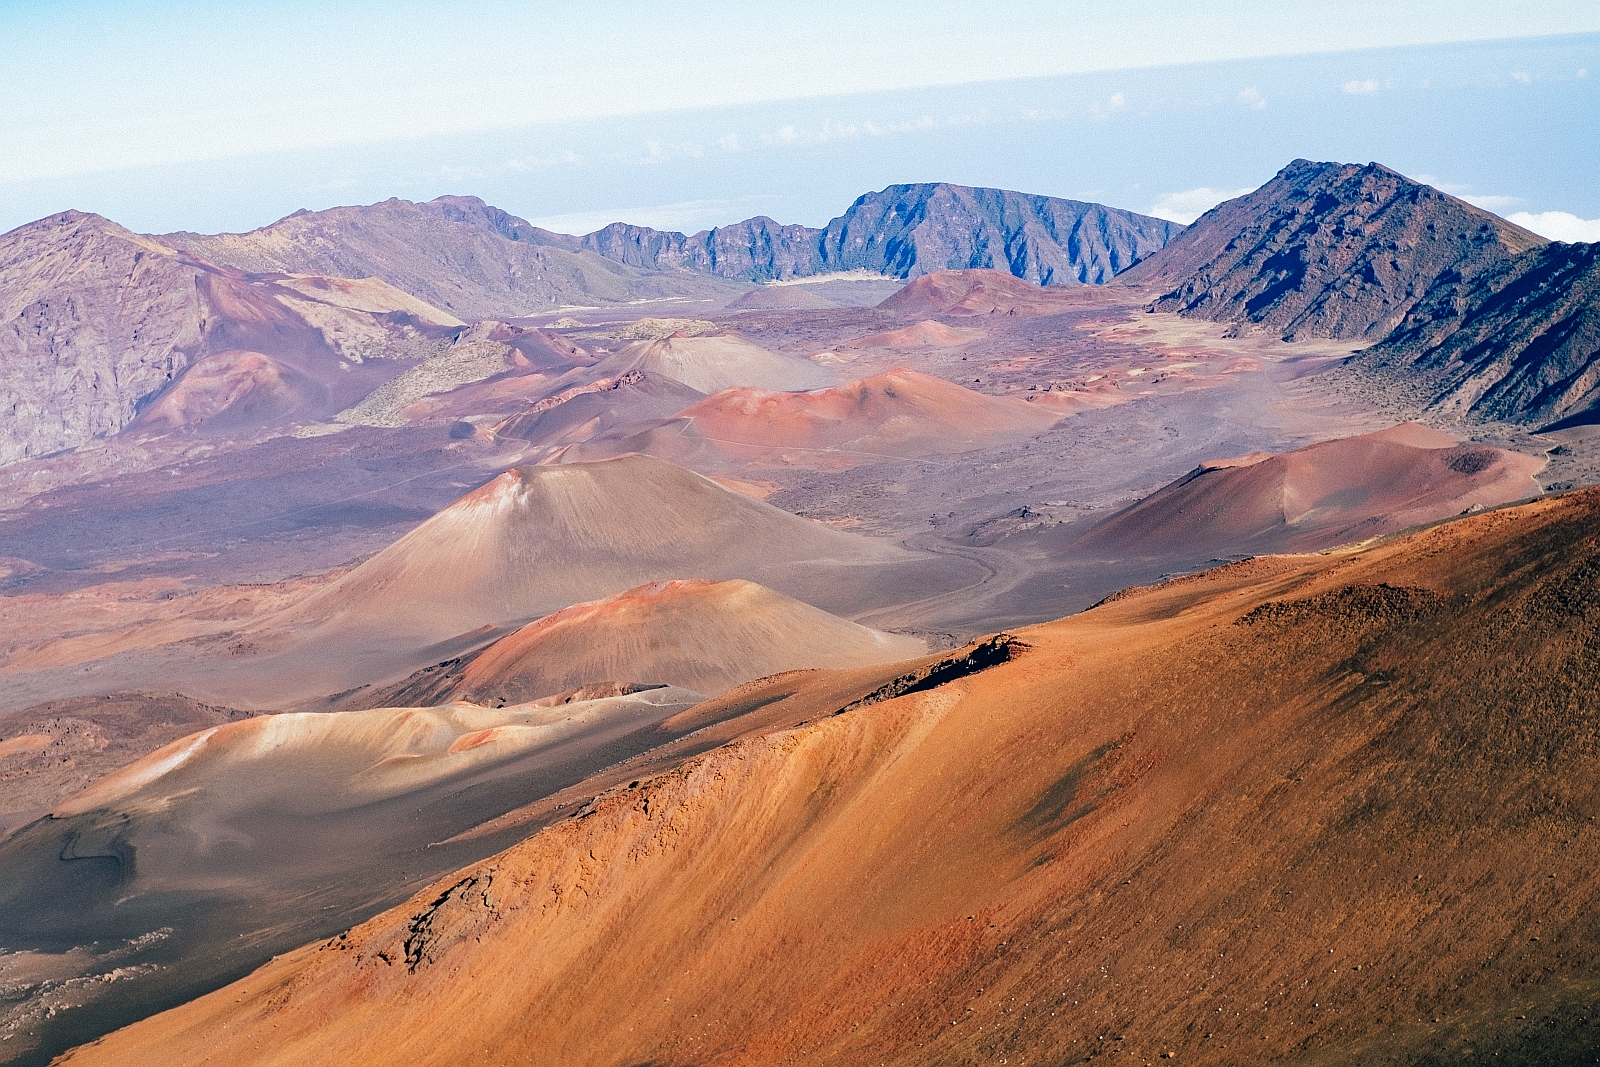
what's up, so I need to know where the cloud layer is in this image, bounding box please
[1508,211,1600,243]
[1147,186,1256,224]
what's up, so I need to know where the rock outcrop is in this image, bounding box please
[1346,240,1600,427]
[0,211,471,465]
[0,213,206,465]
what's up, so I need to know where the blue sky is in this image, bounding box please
[1,2,1597,238]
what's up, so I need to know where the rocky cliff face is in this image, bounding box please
[818,182,1178,284]
[1120,159,1547,340]
[1346,240,1600,427]
[0,212,470,466]
[563,216,827,281]
[0,212,205,466]
[536,183,1178,284]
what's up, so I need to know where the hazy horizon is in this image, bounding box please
[1,15,1597,242]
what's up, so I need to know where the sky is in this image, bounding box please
[1,1,1597,239]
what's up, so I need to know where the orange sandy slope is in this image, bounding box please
[65,486,1600,1067]
[374,578,925,705]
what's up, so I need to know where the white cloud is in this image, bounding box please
[1236,87,1266,109]
[1414,175,1523,213]
[1459,193,1524,212]
[1147,185,1255,224]
[1509,210,1600,243]
[1341,78,1382,94]
[1511,70,1533,83]
[1581,68,1590,79]
[719,133,742,152]
[525,197,775,236]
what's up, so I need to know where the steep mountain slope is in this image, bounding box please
[1345,240,1600,428]
[0,212,462,464]
[1074,423,1544,559]
[0,213,207,465]
[165,196,746,320]
[565,369,1063,472]
[367,578,925,705]
[1120,159,1546,340]
[818,182,1178,284]
[540,184,1178,285]
[70,486,1600,1067]
[559,216,826,280]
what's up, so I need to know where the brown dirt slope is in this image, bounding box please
[1119,159,1546,340]
[569,332,830,395]
[1074,423,1544,559]
[165,196,746,319]
[360,578,925,707]
[1347,240,1600,428]
[63,486,1600,1067]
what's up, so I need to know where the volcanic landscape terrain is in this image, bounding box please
[1,161,1597,1066]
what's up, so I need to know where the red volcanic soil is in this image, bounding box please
[566,368,1063,471]
[368,578,925,706]
[489,370,705,448]
[1075,423,1546,558]
[877,268,1080,316]
[69,487,1600,1067]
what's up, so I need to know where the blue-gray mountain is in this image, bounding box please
[537,183,1181,286]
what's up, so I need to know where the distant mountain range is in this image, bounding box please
[530,183,1179,286]
[168,183,1179,318]
[3,161,1597,471]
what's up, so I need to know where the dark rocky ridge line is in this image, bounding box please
[531,183,1180,285]
[1120,159,1547,341]
[1344,239,1600,428]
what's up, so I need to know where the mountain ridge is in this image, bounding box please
[1120,159,1546,340]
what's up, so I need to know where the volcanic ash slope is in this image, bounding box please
[566,368,1064,471]
[583,331,830,394]
[367,578,926,707]
[279,454,919,642]
[69,484,1600,1067]
[1073,423,1544,560]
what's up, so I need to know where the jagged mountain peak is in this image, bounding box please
[1121,158,1546,340]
